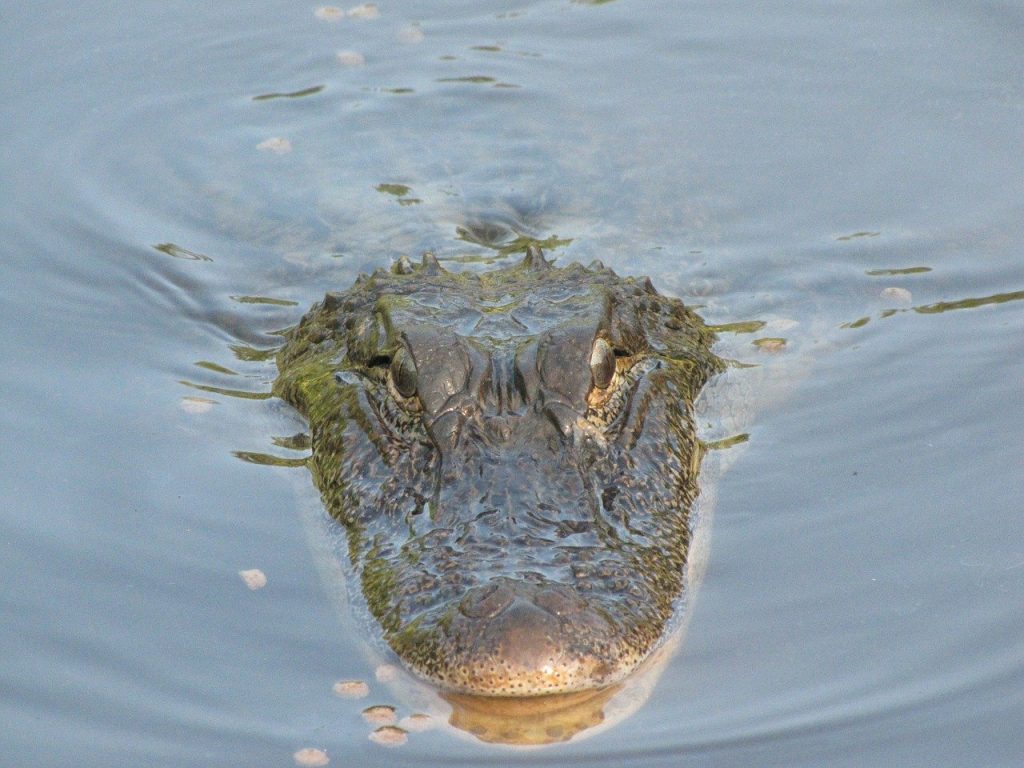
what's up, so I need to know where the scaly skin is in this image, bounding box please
[274,247,722,696]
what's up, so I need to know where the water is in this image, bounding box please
[2,1,1022,765]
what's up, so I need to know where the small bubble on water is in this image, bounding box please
[257,137,292,155]
[348,3,379,19]
[332,679,369,698]
[766,317,799,332]
[180,396,214,414]
[238,569,267,590]
[374,664,399,682]
[314,6,344,21]
[336,50,366,67]
[398,25,424,43]
[880,286,913,306]
[293,747,329,766]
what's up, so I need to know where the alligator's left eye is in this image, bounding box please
[385,348,425,415]
[389,347,418,399]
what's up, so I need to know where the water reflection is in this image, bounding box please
[444,687,620,745]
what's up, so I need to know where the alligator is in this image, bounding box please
[274,245,722,697]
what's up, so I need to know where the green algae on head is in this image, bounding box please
[274,247,721,696]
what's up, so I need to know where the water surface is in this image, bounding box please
[2,1,1023,765]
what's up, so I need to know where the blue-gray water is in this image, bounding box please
[2,1,1023,765]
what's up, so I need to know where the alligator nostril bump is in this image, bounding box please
[459,583,515,619]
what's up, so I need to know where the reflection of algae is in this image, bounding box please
[703,432,750,451]
[866,266,932,276]
[709,320,766,334]
[230,344,278,362]
[376,183,421,206]
[230,295,298,307]
[442,252,511,266]
[179,380,272,400]
[252,85,324,101]
[436,74,519,88]
[836,231,880,241]
[376,183,412,197]
[194,360,237,375]
[753,336,786,349]
[454,228,572,257]
[232,451,308,468]
[153,242,212,262]
[437,75,496,84]
[845,288,1024,328]
[842,316,870,329]
[272,432,311,451]
[913,289,1024,314]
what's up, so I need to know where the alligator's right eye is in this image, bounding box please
[590,338,615,390]
[389,347,418,399]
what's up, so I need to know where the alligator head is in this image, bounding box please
[274,247,721,696]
